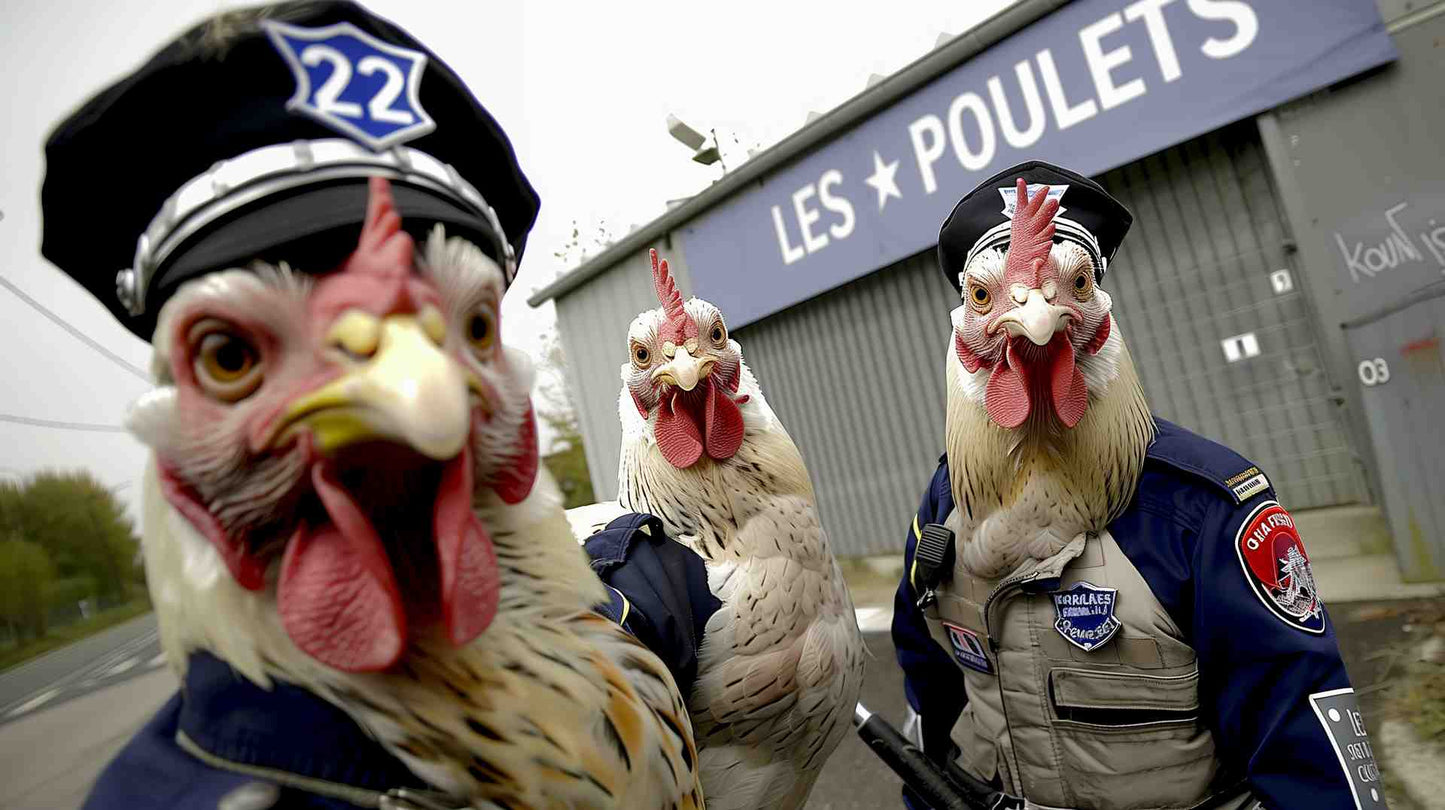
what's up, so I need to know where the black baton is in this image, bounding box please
[853,703,1003,810]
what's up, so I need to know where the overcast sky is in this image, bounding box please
[0,0,1015,526]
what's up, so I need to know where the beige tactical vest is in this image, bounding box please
[920,512,1256,810]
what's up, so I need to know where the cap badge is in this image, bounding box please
[264,20,436,150]
[1000,183,1068,219]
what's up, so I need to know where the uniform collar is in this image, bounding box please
[176,651,458,808]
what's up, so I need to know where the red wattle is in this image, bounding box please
[985,358,1031,429]
[277,464,406,672]
[704,379,745,460]
[492,405,539,505]
[654,392,704,468]
[1048,339,1090,428]
[434,449,500,648]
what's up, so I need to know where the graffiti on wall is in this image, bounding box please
[1333,200,1445,283]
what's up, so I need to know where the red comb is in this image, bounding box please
[1003,178,1058,288]
[651,248,695,342]
[342,177,415,277]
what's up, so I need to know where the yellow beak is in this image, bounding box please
[651,345,717,392]
[995,289,1073,346]
[277,314,473,460]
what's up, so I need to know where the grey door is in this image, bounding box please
[1099,123,1364,510]
[1342,291,1445,582]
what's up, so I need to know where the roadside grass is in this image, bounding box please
[0,598,153,674]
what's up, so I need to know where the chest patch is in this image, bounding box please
[942,622,993,675]
[1050,582,1121,652]
[1236,501,1324,634]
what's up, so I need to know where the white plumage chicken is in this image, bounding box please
[128,179,703,809]
[588,250,865,810]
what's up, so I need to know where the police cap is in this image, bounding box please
[937,161,1132,296]
[41,0,539,341]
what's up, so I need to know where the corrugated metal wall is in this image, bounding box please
[734,252,956,557]
[553,241,696,500]
[551,123,1364,557]
[1098,123,1364,510]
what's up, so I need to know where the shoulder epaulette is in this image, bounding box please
[1145,419,1273,505]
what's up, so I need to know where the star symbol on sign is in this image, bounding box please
[865,151,902,211]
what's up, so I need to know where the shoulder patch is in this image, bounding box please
[1235,501,1325,634]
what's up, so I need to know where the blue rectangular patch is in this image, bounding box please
[943,622,993,675]
[1051,582,1121,652]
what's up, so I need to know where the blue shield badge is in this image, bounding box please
[264,20,436,150]
[1050,582,1121,652]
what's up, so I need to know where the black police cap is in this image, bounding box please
[41,0,540,341]
[937,160,1132,296]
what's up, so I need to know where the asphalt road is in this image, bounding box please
[0,614,165,728]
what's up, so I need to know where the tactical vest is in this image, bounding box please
[919,509,1255,810]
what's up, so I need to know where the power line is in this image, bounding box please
[0,275,150,382]
[0,413,129,433]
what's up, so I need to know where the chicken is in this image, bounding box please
[126,178,703,810]
[598,250,865,810]
[946,178,1153,578]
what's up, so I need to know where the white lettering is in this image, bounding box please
[987,61,1047,149]
[1036,49,1099,130]
[1080,13,1147,110]
[1349,708,1368,737]
[818,170,856,240]
[771,205,805,265]
[1124,0,1182,82]
[947,92,997,172]
[792,184,828,254]
[908,114,948,195]
[1187,0,1259,59]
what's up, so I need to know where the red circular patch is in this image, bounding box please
[1235,501,1324,633]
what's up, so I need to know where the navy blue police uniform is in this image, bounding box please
[583,512,721,697]
[893,419,1382,810]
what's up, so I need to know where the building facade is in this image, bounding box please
[531,0,1445,579]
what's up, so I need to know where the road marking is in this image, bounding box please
[5,688,59,718]
[103,658,138,677]
[856,606,894,633]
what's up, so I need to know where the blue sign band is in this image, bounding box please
[679,0,1397,328]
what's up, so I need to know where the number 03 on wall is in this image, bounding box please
[1357,358,1390,387]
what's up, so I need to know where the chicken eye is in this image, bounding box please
[632,343,651,368]
[467,309,497,355]
[1073,271,1094,298]
[710,322,726,346]
[191,326,263,402]
[968,283,992,312]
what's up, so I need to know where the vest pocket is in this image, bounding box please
[1049,667,1200,726]
[1047,667,1217,809]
